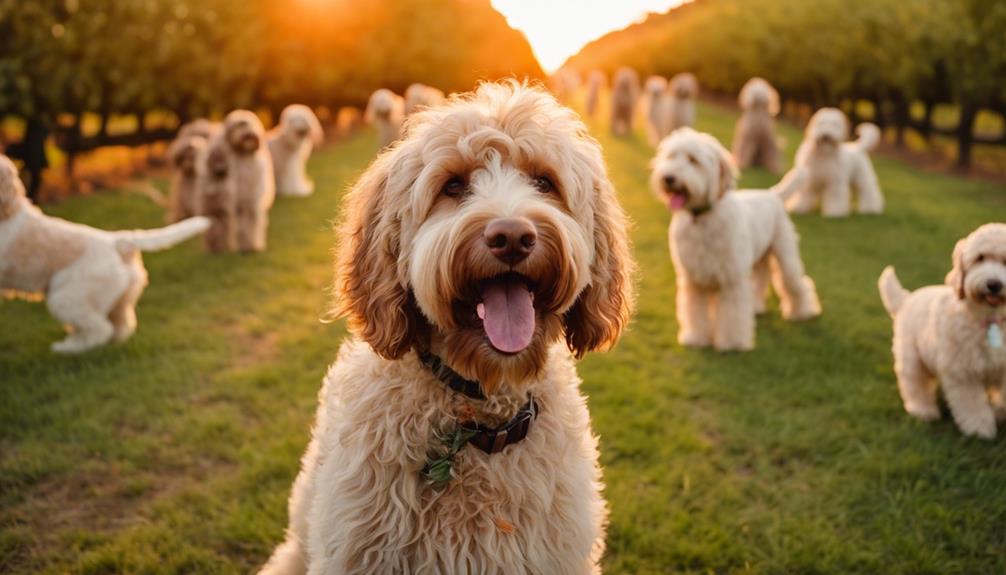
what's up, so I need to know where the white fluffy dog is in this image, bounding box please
[643,75,669,146]
[268,104,323,197]
[879,223,1006,439]
[610,66,640,137]
[166,132,206,223]
[651,128,820,352]
[665,73,698,132]
[0,155,209,352]
[732,77,782,174]
[365,88,405,149]
[259,82,634,574]
[223,110,275,252]
[584,70,606,118]
[403,83,446,116]
[787,108,884,217]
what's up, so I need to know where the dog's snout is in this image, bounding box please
[662,174,677,189]
[988,279,1003,294]
[484,217,537,265]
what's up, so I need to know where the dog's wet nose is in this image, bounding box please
[663,174,677,189]
[988,279,1003,294]
[485,217,536,265]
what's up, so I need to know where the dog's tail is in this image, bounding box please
[878,266,909,317]
[112,216,210,252]
[770,166,806,202]
[854,123,881,153]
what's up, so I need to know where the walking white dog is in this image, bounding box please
[610,67,640,137]
[365,88,405,149]
[665,73,698,132]
[0,155,209,352]
[879,223,1006,439]
[259,82,634,574]
[732,77,782,174]
[651,128,820,352]
[787,108,884,217]
[268,104,323,197]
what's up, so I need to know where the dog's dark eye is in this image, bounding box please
[532,175,556,194]
[976,254,985,263]
[687,155,699,166]
[441,176,467,198]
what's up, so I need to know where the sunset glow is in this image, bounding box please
[491,0,685,73]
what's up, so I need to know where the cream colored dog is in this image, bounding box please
[223,110,275,252]
[0,155,209,352]
[268,104,323,198]
[787,107,883,217]
[259,82,634,574]
[732,77,782,174]
[166,132,205,223]
[643,75,669,146]
[879,223,1006,439]
[651,128,820,352]
[195,133,237,253]
[364,88,405,149]
[610,66,639,137]
[584,70,606,118]
[403,83,445,116]
[665,73,698,132]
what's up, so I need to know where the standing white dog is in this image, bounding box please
[643,75,669,146]
[610,67,640,137]
[787,107,884,217]
[584,70,606,118]
[268,104,323,197]
[665,73,698,132]
[223,110,275,252]
[259,82,634,575]
[0,155,209,352]
[732,77,783,174]
[879,223,1006,439]
[651,128,820,351]
[365,88,405,149]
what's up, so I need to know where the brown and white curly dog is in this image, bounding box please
[879,223,1006,439]
[259,82,635,574]
[0,155,208,352]
[223,110,275,252]
[166,119,218,223]
[732,77,783,174]
[195,133,237,253]
[267,104,323,197]
[651,128,820,352]
[610,66,639,137]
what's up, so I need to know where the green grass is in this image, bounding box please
[2,100,1005,574]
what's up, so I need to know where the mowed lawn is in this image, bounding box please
[2,97,1005,574]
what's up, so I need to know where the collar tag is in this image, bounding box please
[988,323,1003,349]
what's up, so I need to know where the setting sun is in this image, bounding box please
[491,0,685,72]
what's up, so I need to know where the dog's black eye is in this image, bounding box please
[687,155,699,166]
[976,254,985,263]
[441,176,467,198]
[532,175,556,194]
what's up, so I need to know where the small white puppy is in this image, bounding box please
[879,223,1006,439]
[267,104,323,197]
[651,128,820,352]
[0,155,209,352]
[365,88,405,149]
[788,108,883,217]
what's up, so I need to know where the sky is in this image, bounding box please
[491,0,685,73]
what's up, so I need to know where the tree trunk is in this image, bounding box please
[871,97,887,130]
[920,99,934,141]
[955,101,977,169]
[65,116,81,192]
[892,94,908,148]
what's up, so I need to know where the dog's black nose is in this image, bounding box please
[663,174,677,189]
[989,279,1003,294]
[485,217,536,265]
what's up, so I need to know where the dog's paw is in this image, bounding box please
[957,416,997,440]
[904,402,941,422]
[713,339,755,353]
[678,332,712,348]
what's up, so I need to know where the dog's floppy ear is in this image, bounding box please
[333,151,423,359]
[306,108,324,146]
[0,155,26,219]
[945,238,968,300]
[564,173,636,358]
[713,137,738,198]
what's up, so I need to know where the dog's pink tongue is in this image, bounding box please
[477,277,535,353]
[670,193,687,210]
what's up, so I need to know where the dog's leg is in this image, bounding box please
[851,158,884,214]
[712,284,755,352]
[942,376,997,439]
[820,179,851,218]
[768,223,821,321]
[108,260,148,343]
[677,279,712,347]
[751,256,771,315]
[894,348,940,422]
[990,382,1006,423]
[48,297,115,353]
[763,134,782,174]
[785,182,817,214]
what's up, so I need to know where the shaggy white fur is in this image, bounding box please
[584,70,606,119]
[610,67,640,137]
[644,75,669,147]
[879,223,1006,439]
[0,155,209,352]
[787,107,884,217]
[268,104,323,197]
[259,82,635,574]
[651,128,820,352]
[665,73,698,133]
[732,77,782,174]
[365,88,405,149]
[404,83,446,116]
[223,110,275,252]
